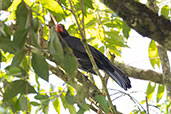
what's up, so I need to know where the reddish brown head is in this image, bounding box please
[56,24,63,32]
[56,24,69,37]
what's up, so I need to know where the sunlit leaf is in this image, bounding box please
[94,94,109,113]
[53,97,60,114]
[39,0,65,22]
[148,40,160,69]
[43,25,49,40]
[146,82,156,101]
[32,53,49,81]
[157,84,165,103]
[105,30,127,47]
[161,5,169,19]
[8,0,21,11]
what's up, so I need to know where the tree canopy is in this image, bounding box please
[0,0,171,114]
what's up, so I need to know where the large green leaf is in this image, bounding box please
[146,82,156,101]
[39,0,65,22]
[62,53,78,76]
[19,95,29,111]
[32,53,49,81]
[0,38,17,53]
[13,28,28,51]
[148,40,160,69]
[11,49,26,67]
[0,0,12,10]
[6,66,26,77]
[156,84,165,103]
[4,80,36,101]
[16,1,28,28]
[49,27,64,64]
[94,94,109,113]
[161,5,169,19]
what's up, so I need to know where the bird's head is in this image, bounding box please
[56,24,69,37]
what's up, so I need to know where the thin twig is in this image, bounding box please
[146,96,150,114]
[110,89,146,113]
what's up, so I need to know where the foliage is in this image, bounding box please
[0,0,170,114]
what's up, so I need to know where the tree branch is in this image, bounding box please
[157,44,171,100]
[100,0,171,51]
[115,62,163,84]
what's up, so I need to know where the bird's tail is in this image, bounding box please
[103,65,131,90]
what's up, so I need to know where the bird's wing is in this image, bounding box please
[63,36,103,61]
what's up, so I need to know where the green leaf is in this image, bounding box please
[105,30,127,47]
[30,101,40,106]
[49,27,64,64]
[161,5,169,19]
[53,97,60,114]
[157,84,165,103]
[4,80,36,101]
[19,95,28,111]
[39,0,65,22]
[60,93,67,109]
[32,18,39,32]
[6,66,26,77]
[16,1,28,28]
[83,0,94,9]
[65,90,75,105]
[146,82,156,101]
[0,38,17,53]
[148,40,160,69]
[62,53,78,76]
[122,21,130,39]
[77,106,86,114]
[21,56,28,71]
[94,95,109,113]
[67,104,76,114]
[30,29,39,48]
[32,53,49,81]
[0,22,11,38]
[0,0,12,10]
[11,49,26,67]
[34,94,49,100]
[13,28,28,51]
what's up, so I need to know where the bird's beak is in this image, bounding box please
[56,24,63,32]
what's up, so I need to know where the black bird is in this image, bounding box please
[56,24,131,90]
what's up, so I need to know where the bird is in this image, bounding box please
[56,24,131,90]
